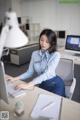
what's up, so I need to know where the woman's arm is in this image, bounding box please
[15,52,60,90]
[15,82,34,90]
[6,52,35,82]
[31,52,61,85]
[19,52,35,80]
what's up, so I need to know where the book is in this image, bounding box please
[31,94,62,120]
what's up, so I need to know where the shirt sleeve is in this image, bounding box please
[19,52,35,80]
[31,52,61,85]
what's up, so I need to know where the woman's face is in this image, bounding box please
[40,35,51,50]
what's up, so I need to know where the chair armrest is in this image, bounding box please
[70,78,76,95]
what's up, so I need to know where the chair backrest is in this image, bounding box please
[56,58,74,86]
[56,58,75,98]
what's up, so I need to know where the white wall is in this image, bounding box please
[56,2,80,35]
[0,0,80,47]
[21,0,57,30]
[11,0,22,17]
[20,0,80,35]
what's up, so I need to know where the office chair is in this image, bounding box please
[56,58,76,99]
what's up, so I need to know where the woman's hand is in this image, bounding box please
[5,74,14,81]
[9,77,20,82]
[15,82,34,90]
[5,74,20,82]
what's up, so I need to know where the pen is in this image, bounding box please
[41,101,55,111]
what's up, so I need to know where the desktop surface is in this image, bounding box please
[0,86,80,120]
[58,47,80,64]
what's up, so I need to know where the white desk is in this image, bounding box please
[58,47,80,65]
[0,86,80,120]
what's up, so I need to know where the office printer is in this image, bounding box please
[10,43,39,65]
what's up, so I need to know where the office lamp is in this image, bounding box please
[0,11,28,104]
[0,11,28,59]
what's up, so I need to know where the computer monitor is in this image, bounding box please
[0,61,9,104]
[65,35,80,55]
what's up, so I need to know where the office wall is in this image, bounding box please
[0,0,80,47]
[11,0,22,17]
[20,0,80,35]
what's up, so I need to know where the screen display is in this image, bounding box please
[65,35,80,51]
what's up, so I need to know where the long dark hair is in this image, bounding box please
[39,29,57,53]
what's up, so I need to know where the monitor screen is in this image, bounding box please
[65,35,80,53]
[0,61,9,104]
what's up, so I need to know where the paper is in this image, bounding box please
[31,94,62,120]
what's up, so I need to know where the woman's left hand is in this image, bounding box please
[15,82,34,90]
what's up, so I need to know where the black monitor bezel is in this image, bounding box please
[65,35,80,52]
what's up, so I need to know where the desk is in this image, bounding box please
[0,86,80,120]
[58,47,80,65]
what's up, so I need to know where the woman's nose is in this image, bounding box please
[42,41,46,45]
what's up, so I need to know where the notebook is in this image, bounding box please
[31,94,62,120]
[6,81,26,98]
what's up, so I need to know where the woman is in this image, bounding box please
[8,29,65,96]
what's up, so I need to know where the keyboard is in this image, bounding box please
[6,81,26,98]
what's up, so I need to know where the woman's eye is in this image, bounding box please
[46,41,49,43]
[40,39,43,41]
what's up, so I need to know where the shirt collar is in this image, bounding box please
[39,50,50,61]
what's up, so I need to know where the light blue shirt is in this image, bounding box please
[19,50,60,85]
